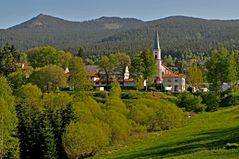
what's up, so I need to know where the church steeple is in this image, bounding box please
[153,31,163,83]
[154,31,160,50]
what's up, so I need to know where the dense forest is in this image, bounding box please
[1,14,239,56]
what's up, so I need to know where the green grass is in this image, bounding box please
[93,106,239,159]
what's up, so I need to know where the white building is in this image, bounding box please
[153,31,186,92]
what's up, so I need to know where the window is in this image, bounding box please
[175,79,178,82]
[155,55,157,59]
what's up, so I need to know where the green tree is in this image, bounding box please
[63,122,109,159]
[177,92,205,112]
[0,43,18,76]
[68,57,93,91]
[114,52,131,86]
[130,55,144,90]
[39,115,57,159]
[140,48,156,84]
[98,55,116,90]
[30,65,67,92]
[26,46,60,68]
[0,77,19,159]
[206,48,237,94]
[7,69,28,92]
[187,65,203,89]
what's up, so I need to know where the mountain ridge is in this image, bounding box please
[1,14,239,55]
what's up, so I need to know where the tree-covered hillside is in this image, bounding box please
[1,14,239,55]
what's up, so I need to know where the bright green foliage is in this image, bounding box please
[148,104,185,131]
[207,48,238,94]
[7,69,28,92]
[177,92,205,112]
[0,77,19,159]
[68,57,93,91]
[57,50,73,68]
[27,46,59,68]
[63,122,109,159]
[108,81,121,98]
[16,83,43,110]
[105,110,131,144]
[29,65,67,92]
[43,92,73,109]
[187,65,203,89]
[0,44,18,76]
[140,48,156,84]
[94,106,239,159]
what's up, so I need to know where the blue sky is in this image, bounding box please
[0,0,239,28]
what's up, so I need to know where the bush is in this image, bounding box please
[177,92,205,112]
[197,92,219,112]
[105,111,131,144]
[148,104,185,131]
[63,122,109,159]
[220,92,239,107]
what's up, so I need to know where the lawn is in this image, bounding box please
[93,106,239,159]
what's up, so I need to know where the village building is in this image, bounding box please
[85,32,186,92]
[153,31,186,92]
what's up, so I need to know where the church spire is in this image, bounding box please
[154,31,160,50]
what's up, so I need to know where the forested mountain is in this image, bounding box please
[1,14,239,55]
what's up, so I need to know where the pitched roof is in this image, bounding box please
[163,73,185,78]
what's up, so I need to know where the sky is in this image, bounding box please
[0,0,239,28]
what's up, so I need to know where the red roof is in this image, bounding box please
[163,73,184,78]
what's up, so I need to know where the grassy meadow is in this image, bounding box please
[93,106,239,159]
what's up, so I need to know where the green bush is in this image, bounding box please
[220,92,239,107]
[63,122,109,159]
[148,104,185,131]
[196,92,219,112]
[177,92,205,112]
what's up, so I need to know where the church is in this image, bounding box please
[153,31,186,92]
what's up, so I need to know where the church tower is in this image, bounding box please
[153,31,163,83]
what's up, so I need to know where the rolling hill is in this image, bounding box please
[1,14,239,55]
[93,106,239,159]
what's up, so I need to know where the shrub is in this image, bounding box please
[63,122,109,159]
[177,92,205,112]
[148,104,185,131]
[197,92,219,112]
[220,91,239,107]
[105,111,131,144]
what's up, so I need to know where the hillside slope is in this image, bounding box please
[93,106,239,159]
[1,15,239,55]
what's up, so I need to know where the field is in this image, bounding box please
[93,106,239,159]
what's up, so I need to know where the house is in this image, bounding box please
[153,31,186,92]
[85,65,134,90]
